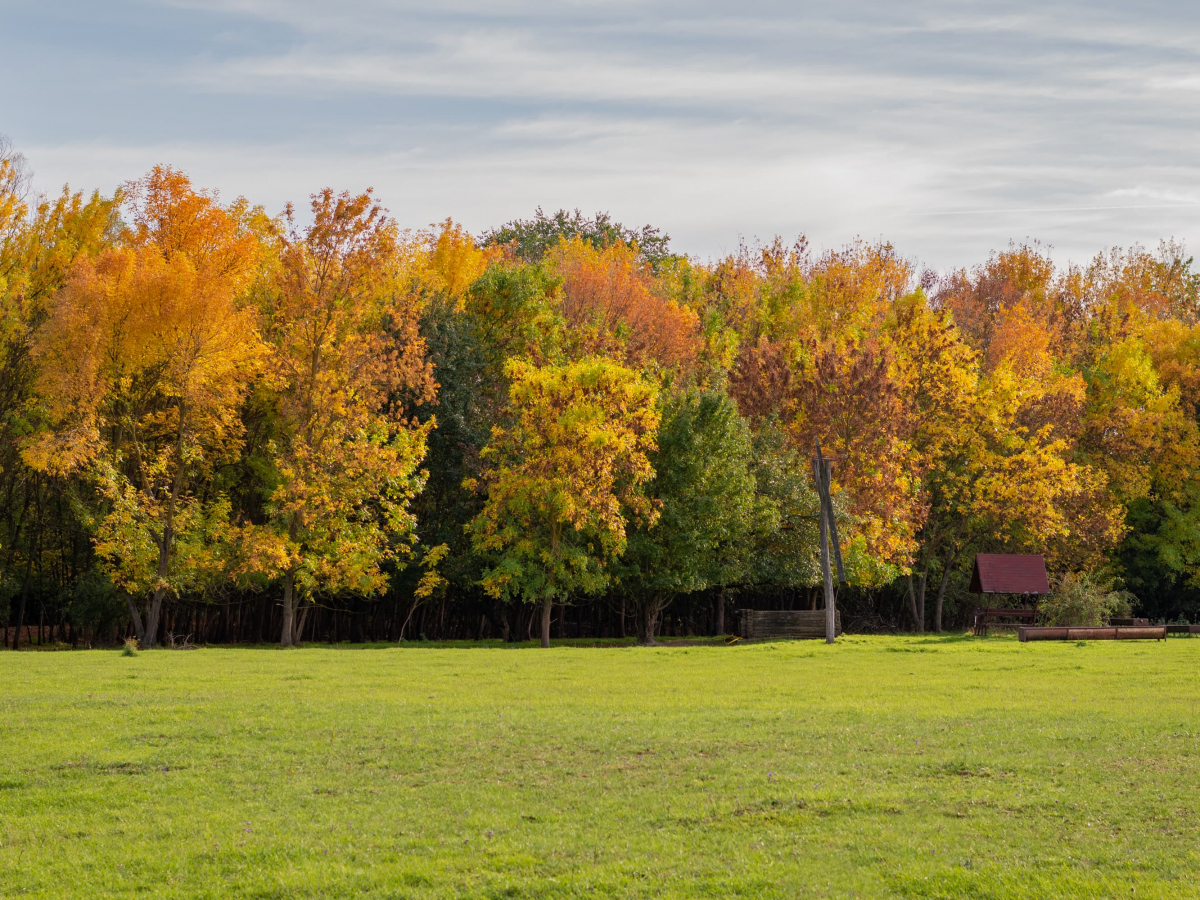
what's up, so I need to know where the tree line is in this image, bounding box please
[3,142,1200,648]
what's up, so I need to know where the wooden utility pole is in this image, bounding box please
[812,440,845,644]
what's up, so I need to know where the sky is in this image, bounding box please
[4,0,1200,270]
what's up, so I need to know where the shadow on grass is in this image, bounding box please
[900,633,1008,645]
[53,633,1021,652]
[193,636,734,651]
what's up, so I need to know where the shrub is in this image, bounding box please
[1039,572,1133,627]
[120,637,139,657]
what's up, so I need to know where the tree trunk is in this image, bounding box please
[141,522,175,650]
[11,533,35,650]
[906,571,928,633]
[816,511,835,643]
[399,598,423,643]
[294,601,310,645]
[540,597,552,648]
[142,587,166,649]
[639,601,658,646]
[714,591,725,636]
[933,545,962,633]
[280,569,297,647]
[11,585,26,650]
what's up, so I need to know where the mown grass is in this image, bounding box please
[1,634,1199,899]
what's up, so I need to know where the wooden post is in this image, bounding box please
[813,448,837,645]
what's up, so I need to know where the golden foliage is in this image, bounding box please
[236,188,435,642]
[469,357,660,604]
[23,166,264,643]
[26,167,263,476]
[405,218,496,302]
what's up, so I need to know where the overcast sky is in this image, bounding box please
[4,0,1200,269]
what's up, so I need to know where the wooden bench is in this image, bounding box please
[973,606,1036,636]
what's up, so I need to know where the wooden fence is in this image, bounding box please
[736,609,843,640]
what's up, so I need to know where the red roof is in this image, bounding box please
[970,554,1050,595]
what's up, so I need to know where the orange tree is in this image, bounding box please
[467,357,659,647]
[236,189,435,646]
[547,237,701,372]
[25,166,263,647]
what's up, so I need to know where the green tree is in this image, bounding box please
[620,389,761,644]
[404,264,562,623]
[743,418,822,620]
[482,207,673,269]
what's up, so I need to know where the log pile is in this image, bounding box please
[736,609,843,640]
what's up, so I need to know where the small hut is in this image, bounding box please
[970,554,1050,634]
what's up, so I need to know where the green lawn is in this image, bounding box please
[2,635,1199,899]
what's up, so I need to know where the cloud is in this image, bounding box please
[6,0,1200,268]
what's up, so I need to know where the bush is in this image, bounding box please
[1039,572,1133,626]
[120,637,139,657]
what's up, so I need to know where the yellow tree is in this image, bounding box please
[238,189,435,646]
[406,218,495,301]
[889,298,978,629]
[892,297,1121,629]
[0,144,122,648]
[467,358,659,647]
[25,166,263,647]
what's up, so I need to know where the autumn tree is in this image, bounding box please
[887,298,979,630]
[467,357,659,647]
[548,237,701,373]
[723,241,924,572]
[0,140,122,647]
[26,166,263,647]
[905,352,1121,629]
[1070,244,1200,617]
[786,337,918,565]
[237,189,436,646]
[933,243,1066,359]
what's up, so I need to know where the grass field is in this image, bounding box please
[2,635,1200,899]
